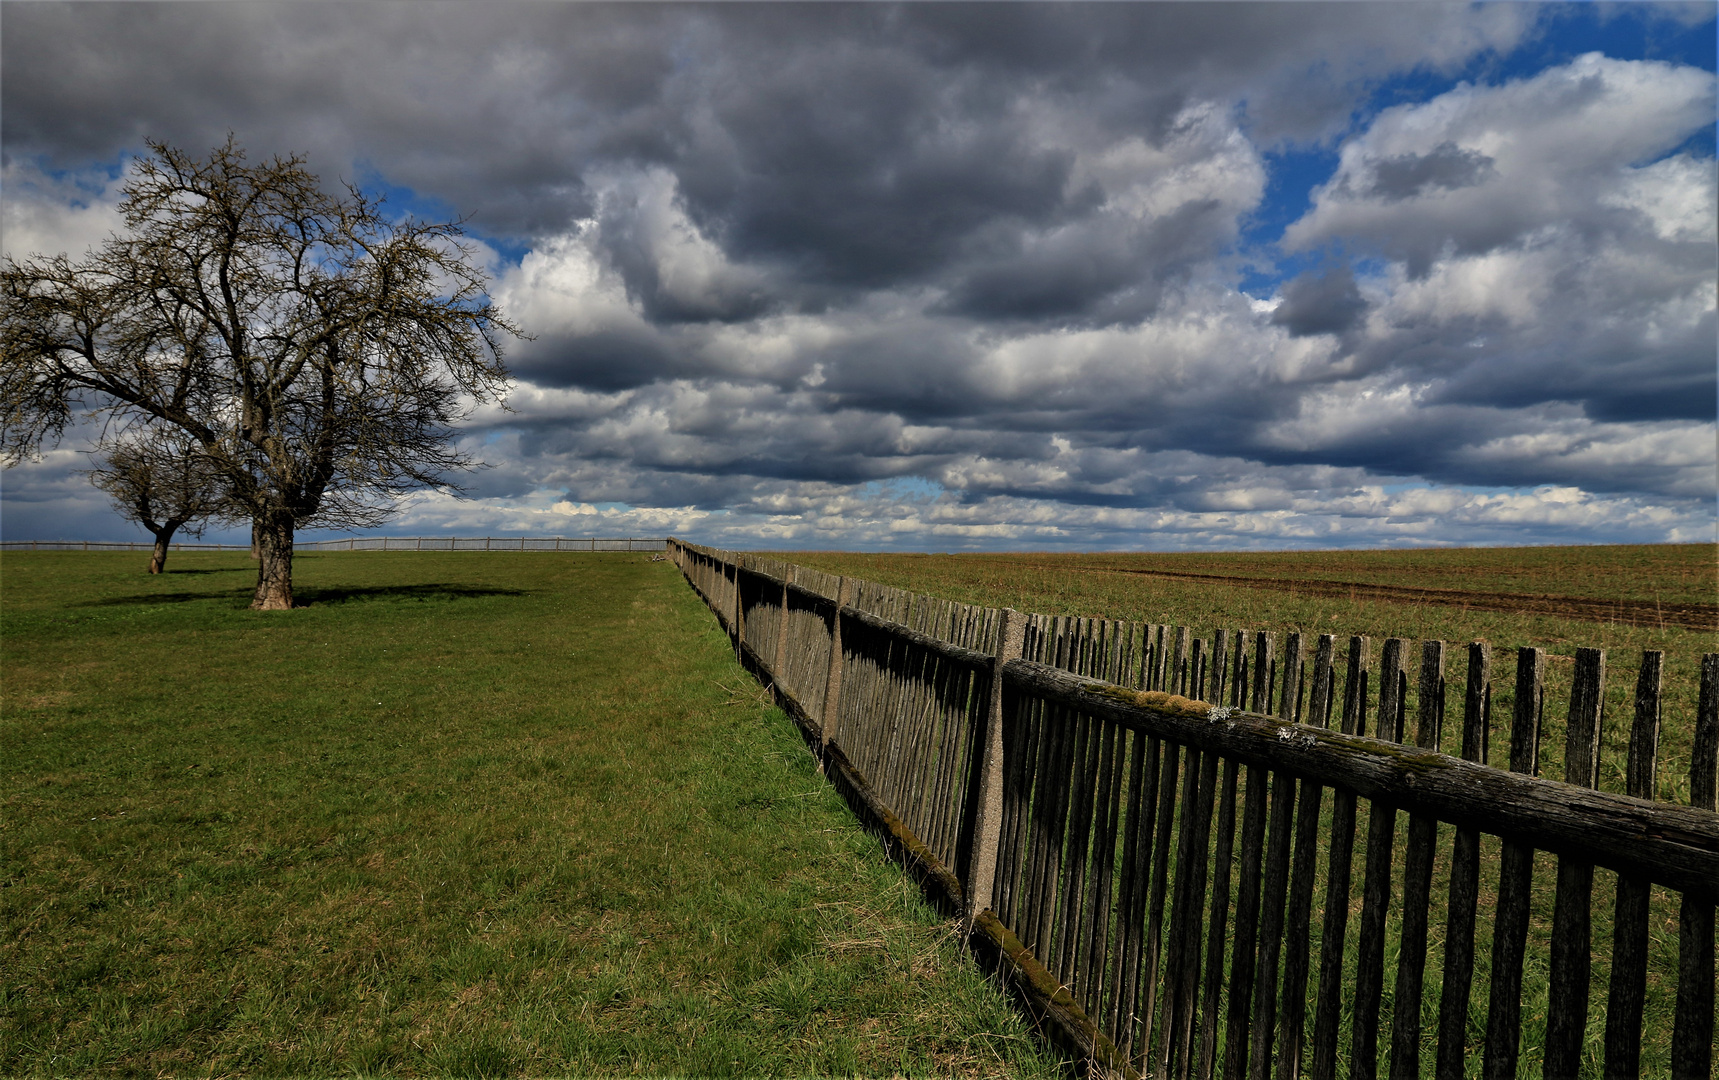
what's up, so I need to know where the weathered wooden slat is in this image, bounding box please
[1000,659,1719,895]
[1231,630,1250,709]
[1078,718,1123,1014]
[1352,795,1397,1080]
[1603,650,1661,1079]
[995,685,1039,930]
[916,662,957,860]
[1136,739,1182,1066]
[1389,640,1446,1079]
[1309,784,1357,1080]
[1123,621,1144,689]
[1435,642,1489,1080]
[1276,774,1322,1080]
[926,655,970,861]
[1252,631,1277,715]
[1057,710,1100,990]
[1484,647,1545,1080]
[1197,758,1240,1080]
[1111,731,1157,1053]
[876,633,914,790]
[1209,629,1231,711]
[1031,705,1077,963]
[1377,637,1409,744]
[1187,636,1203,704]
[861,631,904,790]
[1016,688,1052,943]
[1671,652,1717,1079]
[1281,632,1303,724]
[1309,634,1336,729]
[1174,626,1192,698]
[1246,768,1296,1080]
[887,643,937,832]
[1045,700,1083,978]
[940,664,984,867]
[1155,743,1197,1070]
[1342,635,1371,737]
[1224,763,1270,1080]
[1545,647,1605,1078]
[1100,722,1136,1035]
[1168,748,1220,1080]
[1010,687,1052,949]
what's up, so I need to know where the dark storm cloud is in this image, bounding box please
[1366,142,1497,201]
[1,3,1533,302]
[1271,266,1368,337]
[510,329,681,393]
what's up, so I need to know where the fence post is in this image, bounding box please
[963,608,1024,930]
[819,577,855,758]
[1544,648,1606,1077]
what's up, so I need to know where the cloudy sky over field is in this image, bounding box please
[3,1,1715,550]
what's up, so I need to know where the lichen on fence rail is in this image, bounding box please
[667,539,1718,1079]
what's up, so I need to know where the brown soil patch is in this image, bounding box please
[1022,563,1719,631]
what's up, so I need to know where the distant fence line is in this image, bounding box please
[1,537,669,553]
[667,539,1717,1080]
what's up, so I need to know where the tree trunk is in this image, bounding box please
[252,515,294,610]
[251,521,261,560]
[148,523,179,574]
[142,518,180,574]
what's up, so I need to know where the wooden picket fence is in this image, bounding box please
[668,540,1716,1080]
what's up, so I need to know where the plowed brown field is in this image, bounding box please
[1015,561,1718,631]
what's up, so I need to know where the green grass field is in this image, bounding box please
[0,551,1071,1078]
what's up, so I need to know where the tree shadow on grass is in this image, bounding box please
[294,584,527,606]
[77,591,245,607]
[165,567,252,576]
[78,584,527,609]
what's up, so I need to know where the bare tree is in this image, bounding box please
[1,138,520,608]
[88,425,230,574]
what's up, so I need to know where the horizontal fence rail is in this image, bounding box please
[667,539,1718,1080]
[2,537,668,553]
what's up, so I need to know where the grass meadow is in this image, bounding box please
[0,551,1071,1078]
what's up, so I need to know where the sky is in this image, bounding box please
[2,1,1715,552]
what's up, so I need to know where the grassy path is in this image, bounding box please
[1,552,1067,1078]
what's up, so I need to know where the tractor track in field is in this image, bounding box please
[1013,563,1718,632]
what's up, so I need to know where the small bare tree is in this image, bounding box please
[2,137,520,608]
[88,426,230,574]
